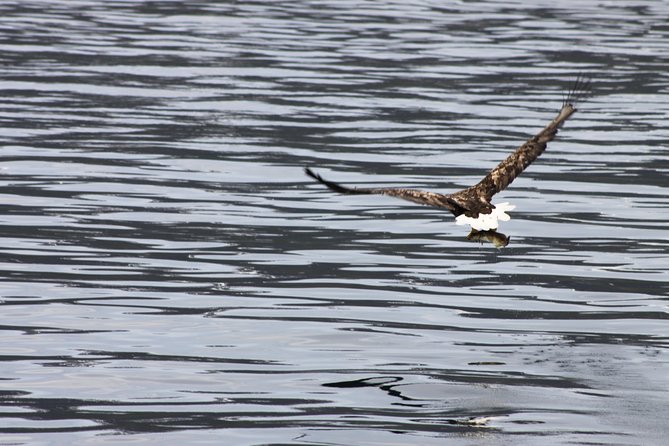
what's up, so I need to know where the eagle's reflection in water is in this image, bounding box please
[466,229,510,248]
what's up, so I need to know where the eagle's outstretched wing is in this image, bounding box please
[304,168,462,215]
[454,77,590,208]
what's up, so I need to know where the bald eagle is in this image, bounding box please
[305,78,590,232]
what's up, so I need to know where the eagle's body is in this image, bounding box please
[305,78,589,231]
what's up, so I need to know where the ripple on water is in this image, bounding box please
[1,1,668,445]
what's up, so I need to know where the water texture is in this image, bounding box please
[1,1,668,445]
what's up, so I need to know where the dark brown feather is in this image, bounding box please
[304,167,461,214]
[456,76,590,213]
[448,102,576,217]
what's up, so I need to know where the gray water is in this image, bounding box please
[1,1,668,445]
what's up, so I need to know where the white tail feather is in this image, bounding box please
[455,202,516,230]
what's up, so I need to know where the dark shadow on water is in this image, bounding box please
[321,375,505,427]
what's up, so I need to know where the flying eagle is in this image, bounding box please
[305,78,590,232]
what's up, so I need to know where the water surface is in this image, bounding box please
[1,1,668,445]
